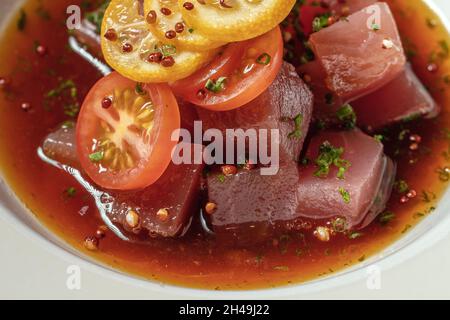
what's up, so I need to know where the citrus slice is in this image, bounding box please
[178,0,296,42]
[101,0,219,83]
[144,0,225,51]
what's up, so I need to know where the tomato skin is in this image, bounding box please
[171,27,283,112]
[76,72,180,191]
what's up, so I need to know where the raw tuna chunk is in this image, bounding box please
[41,128,203,239]
[297,60,343,116]
[42,124,79,167]
[105,146,204,238]
[206,164,300,244]
[197,63,313,163]
[206,129,395,244]
[297,129,396,228]
[309,2,406,101]
[352,64,440,129]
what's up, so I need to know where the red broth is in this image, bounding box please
[0,0,449,290]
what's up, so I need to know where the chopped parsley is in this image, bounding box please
[288,113,304,139]
[339,187,351,204]
[348,231,363,239]
[159,44,177,58]
[89,151,104,162]
[312,14,330,33]
[314,141,350,179]
[336,104,356,129]
[373,134,384,142]
[273,266,290,272]
[205,77,227,93]
[395,180,409,194]
[135,82,146,95]
[217,174,226,183]
[256,53,271,65]
[45,79,80,117]
[436,167,450,182]
[379,211,396,225]
[371,23,381,31]
[65,187,77,198]
[85,0,110,33]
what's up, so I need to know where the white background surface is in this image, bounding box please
[1,1,450,300]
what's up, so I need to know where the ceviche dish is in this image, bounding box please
[1,0,450,290]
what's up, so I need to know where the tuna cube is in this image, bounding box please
[197,63,313,164]
[297,129,396,229]
[352,64,440,129]
[309,2,406,101]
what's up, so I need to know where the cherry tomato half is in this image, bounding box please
[76,72,180,190]
[171,27,283,111]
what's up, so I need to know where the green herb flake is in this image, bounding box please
[135,82,146,95]
[314,141,350,179]
[371,23,380,31]
[336,104,356,129]
[339,187,351,204]
[256,53,271,65]
[348,232,363,240]
[217,174,226,183]
[205,77,227,93]
[421,190,436,203]
[288,113,304,139]
[45,79,80,117]
[65,187,77,198]
[373,134,384,142]
[401,224,412,234]
[89,151,104,162]
[436,167,450,182]
[273,266,290,272]
[160,44,177,57]
[379,211,396,225]
[395,180,409,194]
[312,14,330,33]
[85,0,111,33]
[426,18,438,29]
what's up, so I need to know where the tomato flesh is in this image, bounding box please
[171,27,283,111]
[76,72,180,190]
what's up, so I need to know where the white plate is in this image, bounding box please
[1,0,450,299]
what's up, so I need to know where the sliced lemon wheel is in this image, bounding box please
[178,0,296,42]
[144,0,225,51]
[101,0,219,83]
